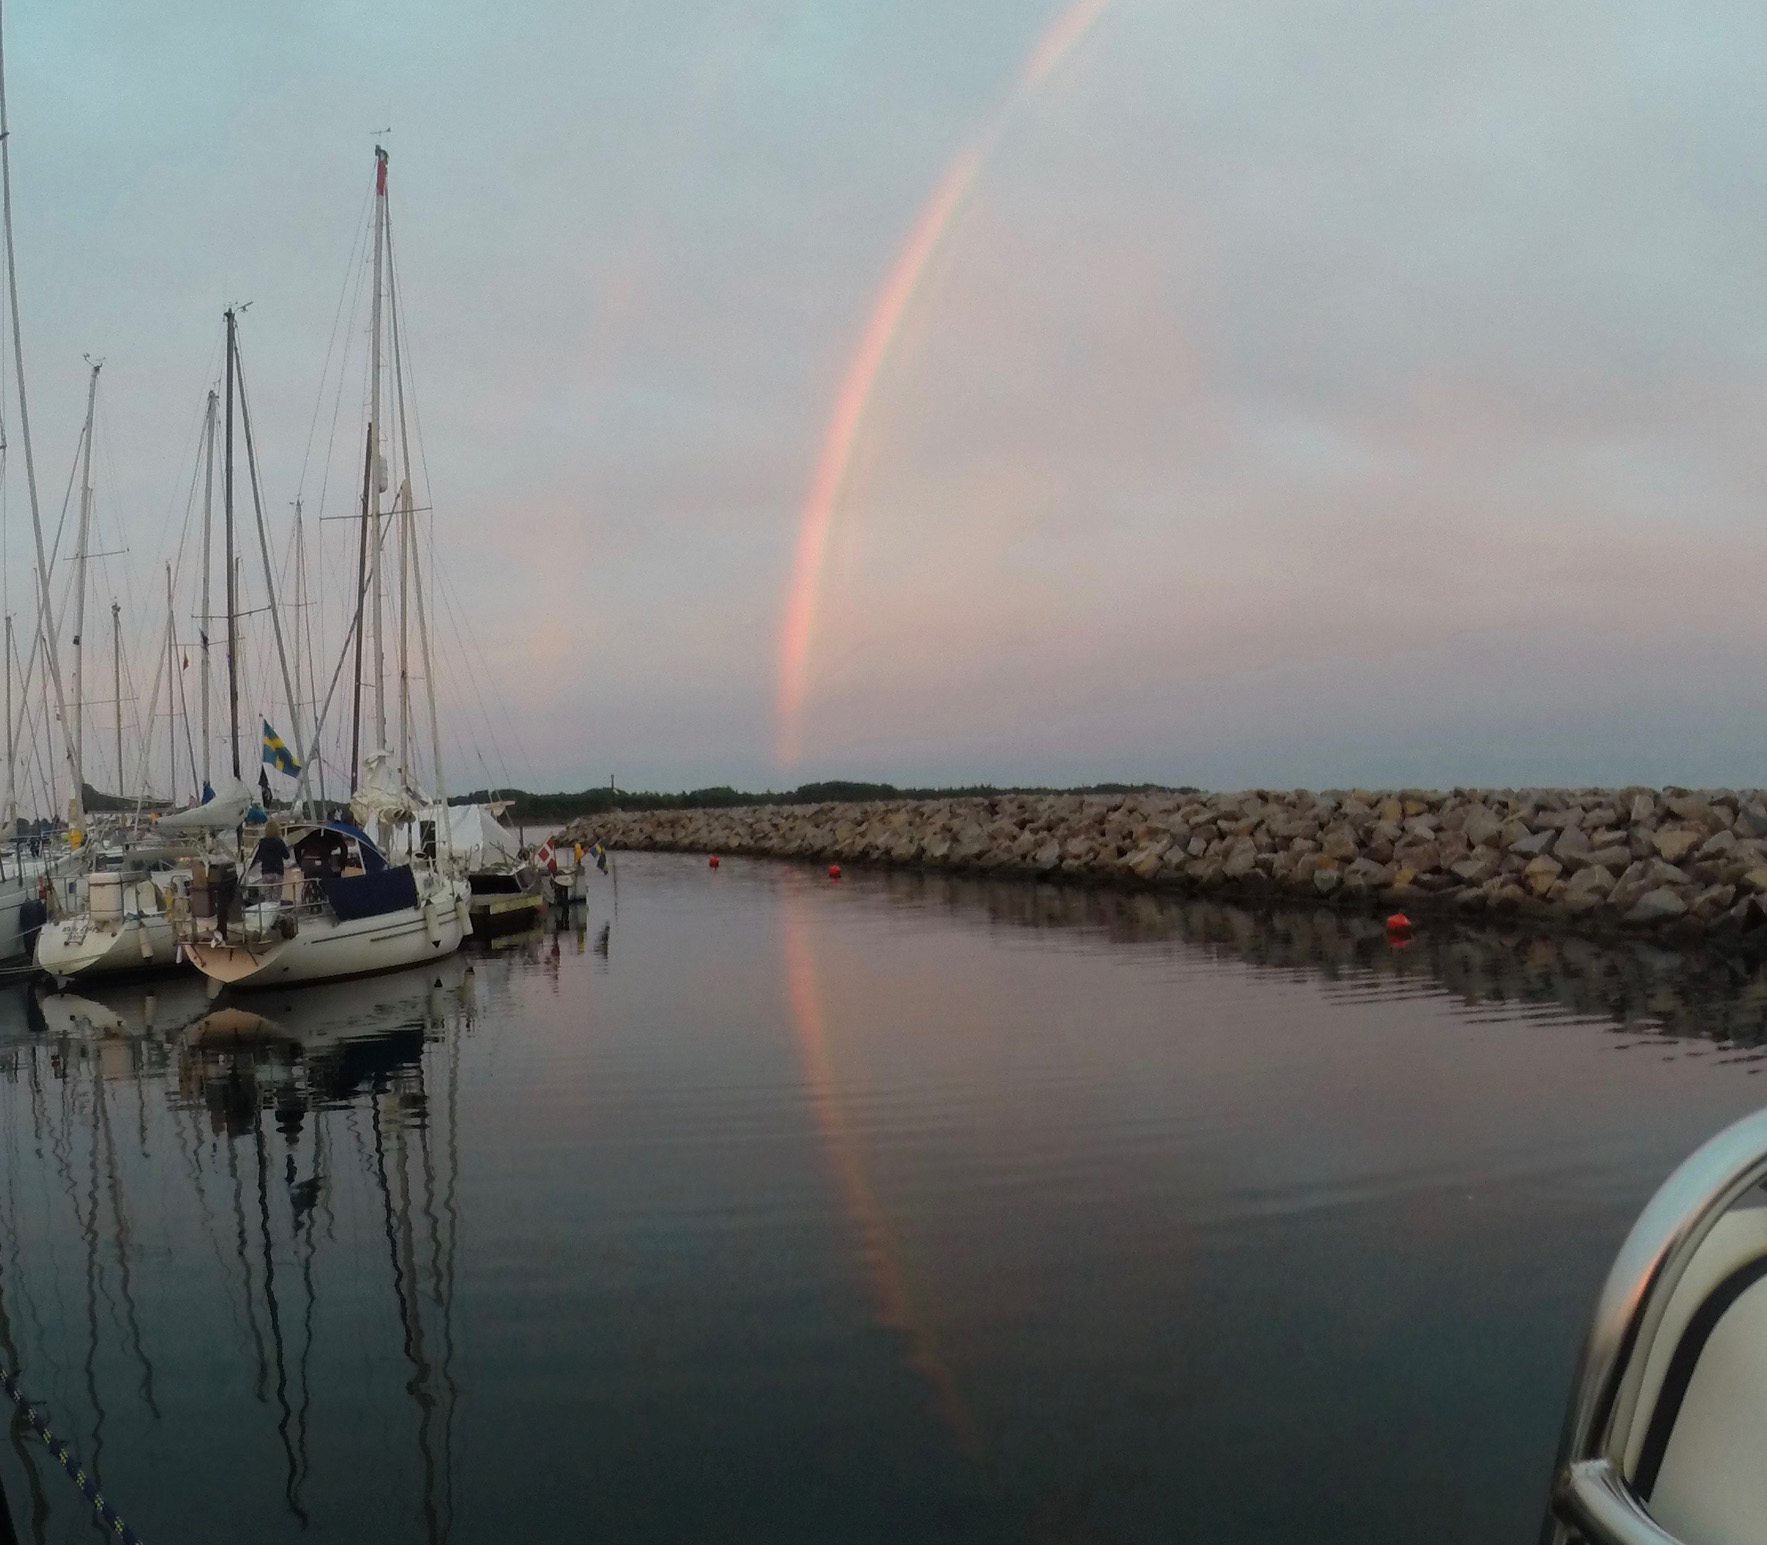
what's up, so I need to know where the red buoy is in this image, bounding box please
[709,855,720,869]
[828,864,842,880]
[1386,911,1412,936]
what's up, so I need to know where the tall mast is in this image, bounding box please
[387,212,448,854]
[349,423,371,792]
[37,617,52,816]
[110,599,120,801]
[234,337,305,812]
[0,0,75,817]
[368,145,388,758]
[165,565,175,802]
[389,215,411,789]
[224,309,240,781]
[292,496,325,808]
[71,360,98,818]
[3,614,12,831]
[291,499,305,746]
[199,387,215,791]
[409,498,450,860]
[397,490,409,787]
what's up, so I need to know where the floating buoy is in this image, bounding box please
[708,855,720,868]
[1386,911,1412,939]
[828,864,842,880]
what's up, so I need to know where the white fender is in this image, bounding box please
[423,900,442,945]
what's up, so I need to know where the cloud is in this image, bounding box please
[9,2,1767,794]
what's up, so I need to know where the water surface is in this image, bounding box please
[0,852,1763,1544]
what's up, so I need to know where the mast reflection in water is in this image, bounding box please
[7,858,1767,1544]
[0,958,475,1545]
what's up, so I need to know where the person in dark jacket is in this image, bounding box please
[254,819,300,904]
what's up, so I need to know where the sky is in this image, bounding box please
[3,0,1767,799]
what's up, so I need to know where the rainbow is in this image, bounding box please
[774,0,1114,767]
[782,901,978,1452]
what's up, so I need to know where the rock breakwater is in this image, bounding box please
[563,787,1767,941]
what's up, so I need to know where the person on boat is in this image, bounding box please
[254,819,301,905]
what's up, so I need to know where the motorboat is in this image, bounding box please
[178,819,469,989]
[536,833,601,907]
[1542,1106,1767,1545]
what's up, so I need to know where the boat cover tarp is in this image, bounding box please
[321,864,418,921]
[392,803,519,872]
[156,774,255,832]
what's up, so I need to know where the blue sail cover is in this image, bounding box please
[321,864,419,921]
[314,821,389,873]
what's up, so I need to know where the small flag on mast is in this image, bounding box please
[262,720,300,776]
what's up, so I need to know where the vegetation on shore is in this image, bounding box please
[451,780,1185,824]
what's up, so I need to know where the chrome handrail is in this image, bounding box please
[1542,1105,1767,1545]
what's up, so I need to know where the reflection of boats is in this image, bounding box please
[34,972,214,1040]
[1543,1107,1767,1545]
[188,953,470,1051]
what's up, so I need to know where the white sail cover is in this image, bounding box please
[390,803,520,871]
[156,773,255,831]
[349,750,411,832]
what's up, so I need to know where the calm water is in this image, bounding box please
[0,854,1765,1544]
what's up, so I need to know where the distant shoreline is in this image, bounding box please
[453,780,1188,825]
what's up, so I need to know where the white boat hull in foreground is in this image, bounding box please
[185,875,471,988]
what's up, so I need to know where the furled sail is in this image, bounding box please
[156,773,255,831]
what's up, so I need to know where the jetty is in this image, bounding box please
[565,786,1767,940]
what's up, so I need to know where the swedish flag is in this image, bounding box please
[261,720,300,776]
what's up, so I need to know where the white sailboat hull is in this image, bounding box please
[36,911,178,980]
[184,879,470,988]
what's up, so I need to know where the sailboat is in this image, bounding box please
[178,147,470,989]
[35,324,253,981]
[0,10,85,968]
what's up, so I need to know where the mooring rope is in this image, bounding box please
[0,1365,144,1544]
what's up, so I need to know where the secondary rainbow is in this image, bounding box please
[774,0,1113,766]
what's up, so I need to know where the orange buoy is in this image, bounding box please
[828,864,842,880]
[709,855,720,869]
[1386,911,1412,936]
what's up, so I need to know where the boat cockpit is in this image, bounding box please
[1543,1106,1767,1545]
